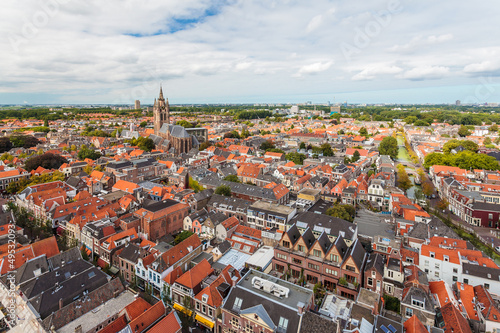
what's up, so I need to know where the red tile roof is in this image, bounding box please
[147,311,181,333]
[175,259,213,289]
[124,297,152,321]
[404,315,428,333]
[440,302,472,333]
[128,301,165,333]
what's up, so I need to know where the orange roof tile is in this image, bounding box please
[128,301,165,333]
[175,259,213,289]
[124,297,152,321]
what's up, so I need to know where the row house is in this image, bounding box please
[49,196,108,228]
[246,200,296,231]
[463,201,500,228]
[0,168,30,191]
[192,265,241,331]
[60,161,88,177]
[118,242,150,284]
[172,259,214,317]
[81,218,116,255]
[206,194,252,224]
[99,227,139,268]
[302,176,332,195]
[419,239,498,288]
[215,216,240,241]
[136,234,203,298]
[219,269,314,333]
[273,223,366,300]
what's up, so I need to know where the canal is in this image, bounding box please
[396,135,421,200]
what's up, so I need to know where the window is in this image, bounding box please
[435,263,440,269]
[412,299,424,308]
[233,297,243,311]
[230,317,240,327]
[278,317,289,332]
[196,302,200,310]
[464,278,469,284]
[245,323,254,333]
[406,257,414,264]
[282,241,290,248]
[434,272,439,278]
[424,260,429,266]
[330,254,339,262]
[313,249,322,257]
[405,308,413,317]
[388,271,394,278]
[276,253,287,260]
[485,284,490,290]
[202,305,206,314]
[430,252,435,258]
[443,256,449,262]
[209,308,213,317]
[292,258,302,265]
[367,278,373,287]
[453,276,458,282]
[325,268,337,276]
[298,245,305,252]
[308,263,319,271]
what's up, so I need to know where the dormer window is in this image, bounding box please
[430,252,435,258]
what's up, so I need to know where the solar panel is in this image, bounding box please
[381,325,390,333]
[388,325,397,333]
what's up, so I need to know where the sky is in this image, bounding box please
[1,0,500,105]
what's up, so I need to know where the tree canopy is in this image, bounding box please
[378,136,398,160]
[424,150,499,170]
[325,204,356,222]
[215,184,231,196]
[442,139,478,154]
[223,175,240,183]
[25,153,68,171]
[286,152,307,165]
[78,145,101,160]
[126,137,155,152]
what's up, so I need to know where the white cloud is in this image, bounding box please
[294,61,333,77]
[351,65,402,81]
[398,66,450,81]
[0,0,500,103]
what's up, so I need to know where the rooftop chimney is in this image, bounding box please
[59,298,64,310]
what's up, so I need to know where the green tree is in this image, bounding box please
[422,181,434,197]
[484,137,492,145]
[437,198,449,211]
[458,125,471,137]
[78,145,101,160]
[359,127,368,136]
[224,174,240,183]
[299,142,306,150]
[188,177,204,193]
[139,121,148,127]
[489,124,498,132]
[286,152,307,165]
[199,141,212,151]
[378,136,398,160]
[44,118,49,127]
[320,143,334,156]
[0,137,13,153]
[215,184,231,196]
[174,231,194,245]
[260,140,275,151]
[351,150,361,162]
[325,204,356,222]
[397,165,412,193]
[404,116,417,124]
[25,153,68,171]
[176,120,194,128]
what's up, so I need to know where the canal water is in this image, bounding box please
[396,135,421,200]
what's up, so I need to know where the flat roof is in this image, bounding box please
[217,249,251,271]
[245,246,274,268]
[238,270,313,310]
[298,188,321,196]
[249,201,295,215]
[57,291,136,333]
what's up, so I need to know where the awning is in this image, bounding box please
[173,303,193,316]
[109,266,119,275]
[195,314,215,329]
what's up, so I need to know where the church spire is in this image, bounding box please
[159,85,164,100]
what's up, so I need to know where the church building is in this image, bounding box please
[152,86,207,155]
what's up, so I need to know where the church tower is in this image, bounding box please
[153,86,170,134]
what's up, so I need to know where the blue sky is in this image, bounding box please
[1,0,500,105]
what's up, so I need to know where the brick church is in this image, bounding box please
[152,86,207,154]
